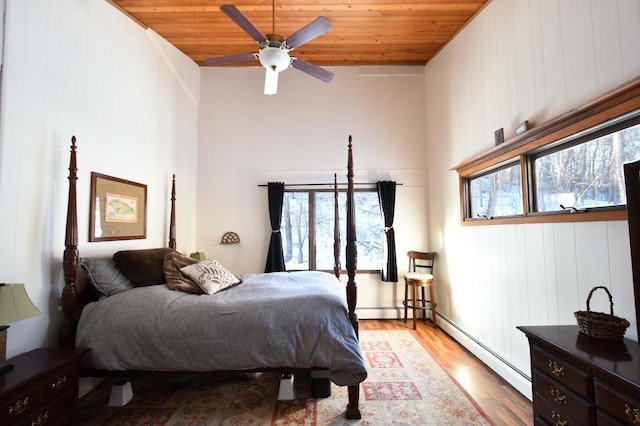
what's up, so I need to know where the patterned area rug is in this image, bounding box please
[79,330,492,425]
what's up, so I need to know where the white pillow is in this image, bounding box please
[180,259,241,295]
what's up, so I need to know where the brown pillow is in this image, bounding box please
[163,252,203,294]
[113,247,176,286]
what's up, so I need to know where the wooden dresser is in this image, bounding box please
[518,325,640,425]
[0,348,89,426]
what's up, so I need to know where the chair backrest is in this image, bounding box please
[408,251,436,274]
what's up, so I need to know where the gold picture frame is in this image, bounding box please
[89,172,147,242]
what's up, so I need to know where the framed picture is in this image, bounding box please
[89,172,147,242]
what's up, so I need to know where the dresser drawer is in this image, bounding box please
[535,393,582,426]
[595,378,640,426]
[597,408,633,426]
[534,368,594,424]
[534,413,552,425]
[532,345,593,399]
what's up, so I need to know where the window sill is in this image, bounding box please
[462,209,627,226]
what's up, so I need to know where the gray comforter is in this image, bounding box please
[76,271,367,386]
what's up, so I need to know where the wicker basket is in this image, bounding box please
[574,286,630,341]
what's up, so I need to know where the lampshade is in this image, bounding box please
[0,284,41,325]
[190,252,207,261]
[259,46,290,73]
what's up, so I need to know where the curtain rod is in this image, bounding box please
[257,182,403,187]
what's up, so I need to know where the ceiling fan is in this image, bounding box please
[204,2,334,95]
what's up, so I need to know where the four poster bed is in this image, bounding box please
[59,136,365,419]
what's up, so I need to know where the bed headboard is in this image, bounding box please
[58,137,178,348]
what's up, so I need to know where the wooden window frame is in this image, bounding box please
[453,76,640,226]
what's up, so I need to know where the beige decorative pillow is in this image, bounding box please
[163,252,203,294]
[180,259,241,295]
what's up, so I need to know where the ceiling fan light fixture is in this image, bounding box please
[210,4,334,94]
[259,46,290,73]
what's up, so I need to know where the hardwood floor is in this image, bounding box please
[360,319,533,425]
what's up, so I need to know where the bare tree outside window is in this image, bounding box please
[282,190,383,271]
[470,163,523,219]
[534,123,640,212]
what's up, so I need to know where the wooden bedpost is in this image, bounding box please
[60,136,79,348]
[345,136,361,419]
[333,173,341,279]
[169,174,177,250]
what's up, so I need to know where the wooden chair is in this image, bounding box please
[403,251,437,329]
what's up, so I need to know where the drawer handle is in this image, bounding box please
[51,374,67,390]
[8,396,29,415]
[548,360,565,377]
[31,411,48,426]
[551,410,568,426]
[550,387,567,404]
[625,404,640,425]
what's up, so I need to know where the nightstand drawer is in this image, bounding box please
[0,363,78,424]
[14,389,76,426]
[532,346,593,399]
[41,365,78,405]
[0,348,89,426]
[1,383,43,424]
[534,368,594,424]
[595,379,640,426]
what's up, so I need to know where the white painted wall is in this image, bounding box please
[425,0,640,398]
[197,65,429,317]
[0,0,199,359]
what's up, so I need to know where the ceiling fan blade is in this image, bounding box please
[285,17,332,49]
[291,58,334,83]
[220,4,266,43]
[204,52,257,66]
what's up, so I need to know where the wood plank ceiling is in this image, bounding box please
[108,0,491,67]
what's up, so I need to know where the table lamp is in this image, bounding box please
[190,252,206,261]
[0,283,41,374]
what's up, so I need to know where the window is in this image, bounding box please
[532,120,640,212]
[281,189,384,271]
[453,76,640,225]
[468,162,523,219]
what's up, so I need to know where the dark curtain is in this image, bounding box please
[265,182,286,273]
[377,181,398,282]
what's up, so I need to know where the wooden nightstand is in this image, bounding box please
[0,348,89,426]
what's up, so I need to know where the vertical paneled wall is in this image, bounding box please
[197,66,429,317]
[425,0,640,397]
[0,0,199,358]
